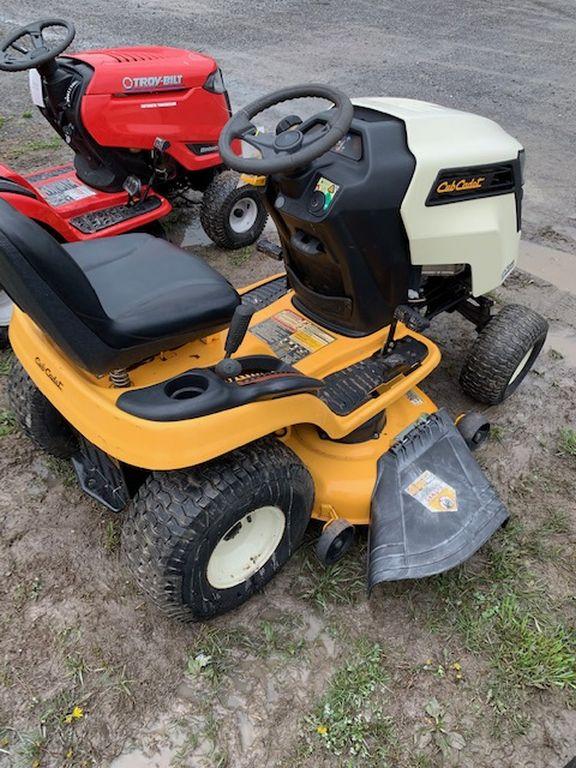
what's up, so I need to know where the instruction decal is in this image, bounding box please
[405,470,458,513]
[251,309,335,364]
[39,178,96,208]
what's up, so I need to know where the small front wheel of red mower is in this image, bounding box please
[456,411,490,451]
[8,360,77,458]
[121,439,314,622]
[460,304,548,404]
[200,170,268,250]
[316,519,356,567]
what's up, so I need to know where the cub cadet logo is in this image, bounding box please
[122,74,184,92]
[436,176,486,194]
[35,357,63,390]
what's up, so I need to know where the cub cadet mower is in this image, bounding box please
[1,85,548,622]
[0,18,267,346]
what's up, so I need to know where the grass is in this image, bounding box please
[303,640,397,763]
[0,409,16,437]
[185,625,258,684]
[228,246,252,267]
[8,137,62,160]
[296,543,365,610]
[103,518,121,553]
[429,528,576,695]
[45,456,77,488]
[186,614,307,686]
[558,427,576,457]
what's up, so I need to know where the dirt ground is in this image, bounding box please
[0,1,576,767]
[0,235,575,768]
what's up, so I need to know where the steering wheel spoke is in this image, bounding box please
[241,130,277,159]
[29,30,47,50]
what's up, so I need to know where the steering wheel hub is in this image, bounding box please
[274,130,303,150]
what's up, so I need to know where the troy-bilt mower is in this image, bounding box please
[0,18,267,345]
[1,84,548,622]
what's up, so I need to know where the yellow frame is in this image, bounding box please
[9,277,441,522]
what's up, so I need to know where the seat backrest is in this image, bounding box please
[0,199,113,371]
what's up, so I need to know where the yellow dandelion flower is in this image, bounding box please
[452,662,462,671]
[64,706,84,724]
[316,725,328,735]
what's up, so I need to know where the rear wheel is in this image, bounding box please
[200,170,267,250]
[122,439,314,621]
[460,304,548,404]
[8,360,77,457]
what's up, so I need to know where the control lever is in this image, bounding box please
[382,304,430,355]
[123,175,142,206]
[141,137,172,204]
[215,304,255,379]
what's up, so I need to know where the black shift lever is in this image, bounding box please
[382,304,430,355]
[215,304,255,379]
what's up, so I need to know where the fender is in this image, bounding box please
[0,192,81,241]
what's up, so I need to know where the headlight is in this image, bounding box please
[204,68,226,94]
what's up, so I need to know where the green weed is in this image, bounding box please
[228,246,252,267]
[306,640,397,761]
[558,427,576,457]
[0,410,16,437]
[297,545,365,610]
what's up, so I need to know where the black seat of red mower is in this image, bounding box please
[0,201,240,374]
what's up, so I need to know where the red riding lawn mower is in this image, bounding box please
[0,18,268,345]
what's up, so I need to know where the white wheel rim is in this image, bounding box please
[509,346,535,385]
[229,197,258,234]
[206,505,286,590]
[0,290,13,327]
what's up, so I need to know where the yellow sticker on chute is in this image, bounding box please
[405,470,458,513]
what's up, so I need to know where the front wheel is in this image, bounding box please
[122,439,314,622]
[200,170,268,250]
[460,304,548,404]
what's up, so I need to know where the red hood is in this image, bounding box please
[67,46,217,95]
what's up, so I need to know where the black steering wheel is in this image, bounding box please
[218,84,354,175]
[0,19,76,72]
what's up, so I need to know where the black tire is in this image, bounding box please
[8,360,77,458]
[460,304,548,404]
[316,518,355,566]
[122,439,314,621]
[0,325,8,351]
[200,170,267,250]
[456,411,490,451]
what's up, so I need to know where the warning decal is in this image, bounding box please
[39,178,96,208]
[405,470,458,513]
[406,389,424,406]
[251,309,335,364]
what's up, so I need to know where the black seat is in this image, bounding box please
[0,200,240,374]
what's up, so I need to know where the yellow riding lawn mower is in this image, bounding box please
[1,85,547,621]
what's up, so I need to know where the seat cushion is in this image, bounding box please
[0,199,239,374]
[63,234,240,349]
